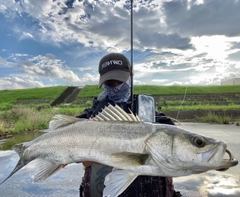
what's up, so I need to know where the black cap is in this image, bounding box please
[98,53,131,88]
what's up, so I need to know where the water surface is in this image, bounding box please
[0,131,43,151]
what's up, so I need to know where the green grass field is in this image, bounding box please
[0,84,239,110]
[78,84,240,98]
[0,84,240,110]
[0,86,67,110]
[0,86,67,101]
[0,84,239,135]
[1,84,240,101]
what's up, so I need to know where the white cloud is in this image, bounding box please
[133,79,146,85]
[0,0,240,89]
[0,56,14,68]
[166,81,183,86]
[78,67,93,72]
[151,79,169,83]
[80,73,99,84]
[162,0,240,37]
[15,54,87,85]
[191,36,240,60]
[0,75,44,90]
[19,32,34,41]
[0,56,8,67]
[2,0,240,49]
[0,53,100,90]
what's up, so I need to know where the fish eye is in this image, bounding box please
[193,137,205,147]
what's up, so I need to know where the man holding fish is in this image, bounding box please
[77,53,180,197]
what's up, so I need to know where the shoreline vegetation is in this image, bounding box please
[0,85,240,139]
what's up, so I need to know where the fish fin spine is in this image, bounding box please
[93,104,143,123]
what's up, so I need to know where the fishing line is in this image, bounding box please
[176,73,189,120]
[176,10,194,121]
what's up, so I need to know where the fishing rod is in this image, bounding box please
[130,0,134,112]
[129,0,155,122]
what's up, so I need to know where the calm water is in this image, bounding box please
[0,131,43,151]
[0,123,239,196]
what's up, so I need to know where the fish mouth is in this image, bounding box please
[216,149,238,171]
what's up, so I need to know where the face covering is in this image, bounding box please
[103,77,131,103]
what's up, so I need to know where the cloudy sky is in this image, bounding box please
[0,0,240,90]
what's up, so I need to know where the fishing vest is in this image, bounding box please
[90,164,112,197]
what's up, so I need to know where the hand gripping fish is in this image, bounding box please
[0,104,238,197]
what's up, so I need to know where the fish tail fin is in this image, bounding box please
[0,143,30,185]
[0,157,29,185]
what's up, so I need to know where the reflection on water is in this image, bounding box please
[0,131,43,150]
[0,139,7,145]
[0,151,84,197]
[206,172,240,196]
[174,171,240,197]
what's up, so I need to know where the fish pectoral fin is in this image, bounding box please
[34,159,63,182]
[103,168,138,197]
[110,152,149,167]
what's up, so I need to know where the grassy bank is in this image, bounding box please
[0,85,240,136]
[78,84,240,98]
[0,86,67,110]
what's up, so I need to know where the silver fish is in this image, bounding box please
[0,104,238,197]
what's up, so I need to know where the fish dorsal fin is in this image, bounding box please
[49,115,83,130]
[93,104,142,122]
